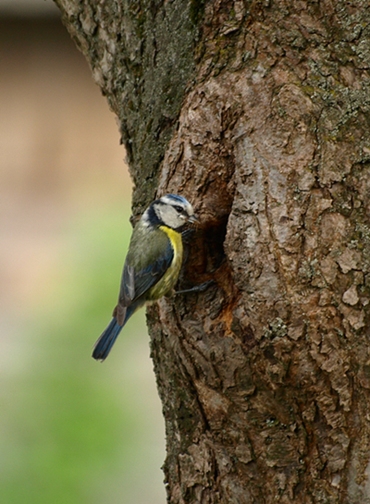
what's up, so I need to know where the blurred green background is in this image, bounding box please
[0,1,165,503]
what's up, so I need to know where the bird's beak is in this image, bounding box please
[188,214,199,224]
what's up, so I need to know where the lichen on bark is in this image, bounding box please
[54,0,200,211]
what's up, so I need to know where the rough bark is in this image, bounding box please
[55,0,370,502]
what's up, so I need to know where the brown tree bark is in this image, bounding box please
[54,1,370,502]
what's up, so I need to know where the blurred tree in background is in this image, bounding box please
[0,2,165,503]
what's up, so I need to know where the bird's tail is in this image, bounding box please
[92,305,135,361]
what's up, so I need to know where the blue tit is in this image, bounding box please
[92,194,198,361]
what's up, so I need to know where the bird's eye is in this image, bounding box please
[174,205,183,213]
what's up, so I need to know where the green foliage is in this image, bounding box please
[0,205,164,504]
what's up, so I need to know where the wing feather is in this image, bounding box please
[119,238,173,305]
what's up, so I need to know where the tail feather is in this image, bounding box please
[92,305,135,361]
[92,318,122,361]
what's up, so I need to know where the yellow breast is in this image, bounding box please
[147,226,183,300]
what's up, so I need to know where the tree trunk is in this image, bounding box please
[54,1,370,502]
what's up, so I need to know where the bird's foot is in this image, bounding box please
[175,280,214,295]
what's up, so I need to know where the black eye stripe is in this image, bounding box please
[174,205,184,213]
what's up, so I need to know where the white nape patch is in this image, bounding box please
[141,209,152,228]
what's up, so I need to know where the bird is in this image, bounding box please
[92,194,198,361]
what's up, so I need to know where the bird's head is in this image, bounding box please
[145,194,197,230]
